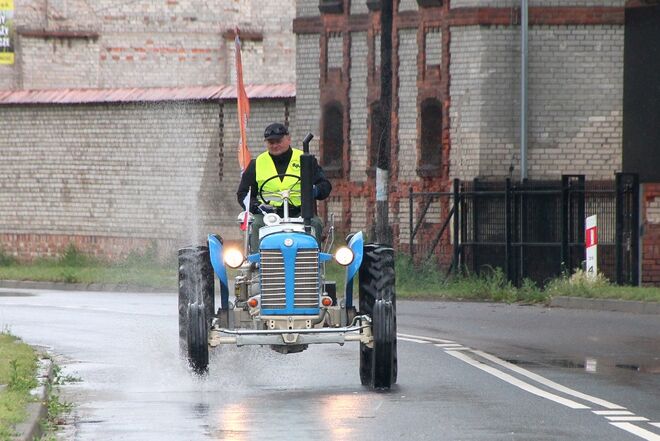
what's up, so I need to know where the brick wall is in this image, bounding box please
[0,98,294,260]
[425,27,442,67]
[451,0,625,7]
[350,0,369,15]
[297,0,319,17]
[0,0,295,90]
[643,184,660,285]
[398,0,418,12]
[294,34,321,154]
[449,29,484,180]
[350,196,369,233]
[349,31,368,184]
[327,32,343,69]
[449,25,623,181]
[295,2,659,284]
[396,28,418,181]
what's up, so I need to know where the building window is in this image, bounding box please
[418,98,442,176]
[327,32,343,69]
[322,102,344,174]
[425,27,442,68]
[369,101,385,173]
[417,0,442,6]
[319,0,343,14]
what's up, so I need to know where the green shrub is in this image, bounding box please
[58,244,96,267]
[0,249,16,266]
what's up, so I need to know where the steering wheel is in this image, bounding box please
[258,173,302,205]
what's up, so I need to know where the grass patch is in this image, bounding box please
[39,363,75,440]
[2,244,660,303]
[0,332,38,441]
[393,257,660,304]
[396,259,547,303]
[545,269,660,302]
[0,244,176,290]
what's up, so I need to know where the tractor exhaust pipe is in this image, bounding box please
[301,133,315,227]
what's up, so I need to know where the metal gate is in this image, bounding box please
[408,173,639,286]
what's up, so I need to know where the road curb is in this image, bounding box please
[12,357,53,441]
[0,279,175,293]
[550,296,660,315]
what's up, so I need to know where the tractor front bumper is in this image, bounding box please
[208,316,372,347]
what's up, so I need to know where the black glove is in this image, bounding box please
[258,203,275,213]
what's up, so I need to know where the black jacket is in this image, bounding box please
[236,147,332,217]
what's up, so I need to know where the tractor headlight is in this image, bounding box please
[334,246,354,266]
[223,248,245,269]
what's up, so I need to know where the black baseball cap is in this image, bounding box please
[264,123,289,140]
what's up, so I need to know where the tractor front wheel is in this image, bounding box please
[178,245,214,374]
[358,244,397,389]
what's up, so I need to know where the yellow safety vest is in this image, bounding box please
[255,148,303,207]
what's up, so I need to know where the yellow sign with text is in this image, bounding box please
[0,0,14,65]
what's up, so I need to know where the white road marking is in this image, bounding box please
[397,333,455,344]
[398,337,431,344]
[609,423,660,441]
[593,410,633,415]
[402,332,660,440]
[471,349,625,410]
[606,416,650,422]
[433,343,464,348]
[445,350,590,410]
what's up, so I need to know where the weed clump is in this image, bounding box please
[545,269,611,298]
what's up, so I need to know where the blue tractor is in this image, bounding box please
[178,134,397,389]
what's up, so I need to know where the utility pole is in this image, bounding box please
[375,0,393,245]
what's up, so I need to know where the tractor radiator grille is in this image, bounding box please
[294,249,320,308]
[260,248,319,310]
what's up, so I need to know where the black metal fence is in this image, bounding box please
[409,173,639,286]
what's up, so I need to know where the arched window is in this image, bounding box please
[322,102,343,172]
[369,101,385,171]
[419,98,442,175]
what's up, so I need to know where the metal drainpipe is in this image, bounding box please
[520,0,528,182]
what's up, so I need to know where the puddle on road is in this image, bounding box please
[506,356,660,375]
[0,291,35,297]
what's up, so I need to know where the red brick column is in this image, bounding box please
[642,184,660,285]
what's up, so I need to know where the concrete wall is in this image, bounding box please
[0,98,294,260]
[0,0,295,90]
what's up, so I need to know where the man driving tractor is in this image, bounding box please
[236,122,332,251]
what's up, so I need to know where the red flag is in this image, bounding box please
[236,31,252,231]
[235,32,251,174]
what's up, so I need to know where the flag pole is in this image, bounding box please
[235,28,253,253]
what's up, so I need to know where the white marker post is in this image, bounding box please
[585,215,598,279]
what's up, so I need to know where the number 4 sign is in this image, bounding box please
[585,215,598,279]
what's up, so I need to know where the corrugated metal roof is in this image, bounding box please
[0,83,295,105]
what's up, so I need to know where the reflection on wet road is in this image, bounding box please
[0,289,659,440]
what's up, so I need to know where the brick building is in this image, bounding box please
[0,0,297,260]
[293,0,660,284]
[1,0,659,285]
[0,85,295,260]
[0,0,295,89]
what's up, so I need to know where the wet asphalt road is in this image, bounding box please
[0,288,659,441]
